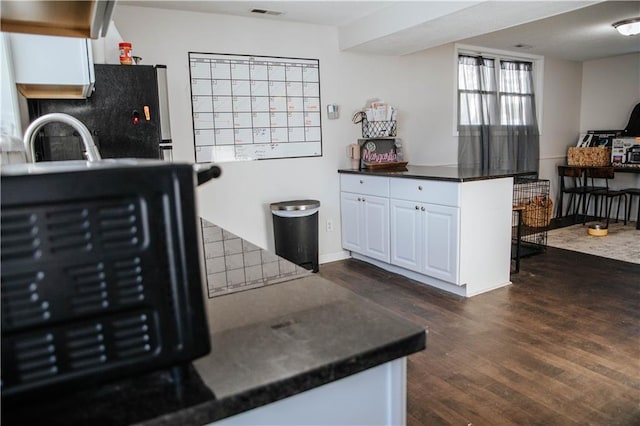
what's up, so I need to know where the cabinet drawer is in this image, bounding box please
[340,174,389,197]
[390,178,459,207]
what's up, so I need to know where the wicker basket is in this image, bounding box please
[522,198,553,228]
[567,147,611,166]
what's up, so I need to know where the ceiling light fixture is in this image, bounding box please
[612,17,640,36]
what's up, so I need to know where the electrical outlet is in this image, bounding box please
[326,220,334,232]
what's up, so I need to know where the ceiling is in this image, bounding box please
[119,1,640,61]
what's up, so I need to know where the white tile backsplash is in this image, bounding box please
[225,253,245,271]
[244,250,262,267]
[205,241,224,258]
[223,238,243,256]
[227,268,246,286]
[202,225,223,243]
[206,257,226,274]
[200,219,310,297]
[263,261,280,279]
[245,265,264,283]
[261,249,279,264]
[242,240,261,253]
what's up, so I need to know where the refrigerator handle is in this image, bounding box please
[155,65,172,143]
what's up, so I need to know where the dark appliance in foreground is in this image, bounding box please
[1,160,218,399]
[27,64,172,161]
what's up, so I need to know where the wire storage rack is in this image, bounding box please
[512,176,552,257]
[361,117,397,138]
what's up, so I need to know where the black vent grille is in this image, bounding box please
[8,312,158,386]
[113,314,153,359]
[68,263,108,315]
[46,208,91,254]
[14,333,58,383]
[1,198,144,264]
[1,271,50,329]
[0,213,41,262]
[114,257,144,305]
[98,203,141,251]
[66,324,107,370]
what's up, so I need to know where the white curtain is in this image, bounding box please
[458,55,540,172]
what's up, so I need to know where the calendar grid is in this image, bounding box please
[189,52,322,162]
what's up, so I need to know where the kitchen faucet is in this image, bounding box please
[23,113,102,163]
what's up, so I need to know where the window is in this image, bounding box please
[458,54,537,127]
[456,47,542,172]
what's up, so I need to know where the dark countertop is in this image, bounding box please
[339,165,535,182]
[3,275,426,425]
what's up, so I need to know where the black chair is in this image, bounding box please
[624,187,640,229]
[583,167,627,226]
[556,165,584,218]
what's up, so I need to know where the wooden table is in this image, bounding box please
[562,165,639,228]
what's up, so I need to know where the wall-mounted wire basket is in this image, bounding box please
[362,117,397,138]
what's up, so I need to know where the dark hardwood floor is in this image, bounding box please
[319,248,640,425]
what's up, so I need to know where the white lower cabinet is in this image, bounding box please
[340,173,513,297]
[389,199,421,272]
[421,203,460,283]
[340,192,390,263]
[390,199,460,284]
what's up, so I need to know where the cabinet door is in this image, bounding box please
[9,33,94,98]
[362,195,390,263]
[390,199,421,272]
[422,204,460,284]
[340,192,363,253]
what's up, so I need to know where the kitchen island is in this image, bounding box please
[2,275,426,425]
[339,165,534,297]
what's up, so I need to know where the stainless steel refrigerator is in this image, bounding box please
[27,64,172,161]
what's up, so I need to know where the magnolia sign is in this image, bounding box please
[361,140,397,164]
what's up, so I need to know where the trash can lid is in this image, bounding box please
[270,199,320,211]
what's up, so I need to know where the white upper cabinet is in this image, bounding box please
[1,0,115,39]
[8,33,95,99]
[1,0,115,99]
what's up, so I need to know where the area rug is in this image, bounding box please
[546,222,640,264]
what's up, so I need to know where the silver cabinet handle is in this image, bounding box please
[359,180,364,184]
[362,198,366,202]
[418,185,423,191]
[415,205,419,210]
[421,207,425,211]
[357,197,361,201]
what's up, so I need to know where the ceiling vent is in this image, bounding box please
[250,8,283,16]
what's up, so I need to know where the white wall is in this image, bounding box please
[113,6,459,261]
[538,57,583,208]
[580,53,640,132]
[580,53,640,219]
[113,5,608,261]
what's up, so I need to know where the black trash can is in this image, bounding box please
[270,199,320,272]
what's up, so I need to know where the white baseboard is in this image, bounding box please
[319,250,351,264]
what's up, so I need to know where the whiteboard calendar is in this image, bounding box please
[189,52,322,162]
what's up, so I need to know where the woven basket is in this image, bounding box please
[522,199,553,228]
[567,147,611,166]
